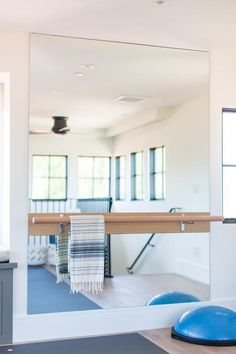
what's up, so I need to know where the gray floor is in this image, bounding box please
[46,265,209,308]
[0,334,168,354]
[87,273,209,308]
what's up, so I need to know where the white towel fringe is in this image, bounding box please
[56,273,68,283]
[70,281,103,294]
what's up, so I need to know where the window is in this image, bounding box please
[32,155,67,200]
[78,156,111,198]
[150,146,166,200]
[222,109,236,217]
[131,151,143,200]
[115,156,125,200]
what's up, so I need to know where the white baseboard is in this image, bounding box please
[13,297,236,343]
[175,258,209,284]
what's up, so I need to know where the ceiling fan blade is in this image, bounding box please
[29,130,52,135]
[58,127,70,132]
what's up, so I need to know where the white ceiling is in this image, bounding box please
[30,34,209,132]
[0,0,235,50]
[2,0,232,134]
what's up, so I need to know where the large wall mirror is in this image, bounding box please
[28,34,210,314]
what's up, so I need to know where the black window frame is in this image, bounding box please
[32,154,68,201]
[115,155,125,201]
[150,146,166,201]
[77,156,111,199]
[131,151,144,201]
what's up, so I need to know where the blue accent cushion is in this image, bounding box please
[173,306,236,342]
[146,292,200,306]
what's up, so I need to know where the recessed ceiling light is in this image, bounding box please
[59,91,64,95]
[80,64,95,70]
[75,72,84,77]
[153,0,166,5]
[52,90,57,95]
[114,95,148,103]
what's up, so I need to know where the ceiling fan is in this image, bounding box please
[29,116,70,135]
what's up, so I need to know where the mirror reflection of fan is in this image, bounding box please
[29,116,70,135]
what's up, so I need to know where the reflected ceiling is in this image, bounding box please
[30,35,208,133]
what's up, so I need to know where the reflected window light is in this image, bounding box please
[115,156,126,200]
[32,155,67,200]
[150,146,166,200]
[77,156,111,198]
[131,151,144,200]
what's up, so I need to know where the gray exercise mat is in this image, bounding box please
[1,333,168,354]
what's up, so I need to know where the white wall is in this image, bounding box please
[111,95,209,283]
[112,95,209,210]
[0,84,3,244]
[0,74,11,249]
[0,31,29,318]
[1,29,236,343]
[28,133,113,199]
[210,48,236,300]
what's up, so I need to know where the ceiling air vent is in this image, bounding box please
[114,95,148,103]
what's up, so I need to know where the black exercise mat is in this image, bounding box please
[1,333,169,354]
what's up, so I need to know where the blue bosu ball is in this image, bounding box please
[146,292,200,306]
[172,305,236,346]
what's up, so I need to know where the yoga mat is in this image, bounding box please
[28,266,101,314]
[0,333,168,354]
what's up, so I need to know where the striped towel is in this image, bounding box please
[56,223,69,283]
[69,215,105,294]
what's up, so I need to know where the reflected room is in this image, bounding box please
[28,34,210,314]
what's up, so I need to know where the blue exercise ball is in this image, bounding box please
[172,305,236,346]
[146,292,200,306]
